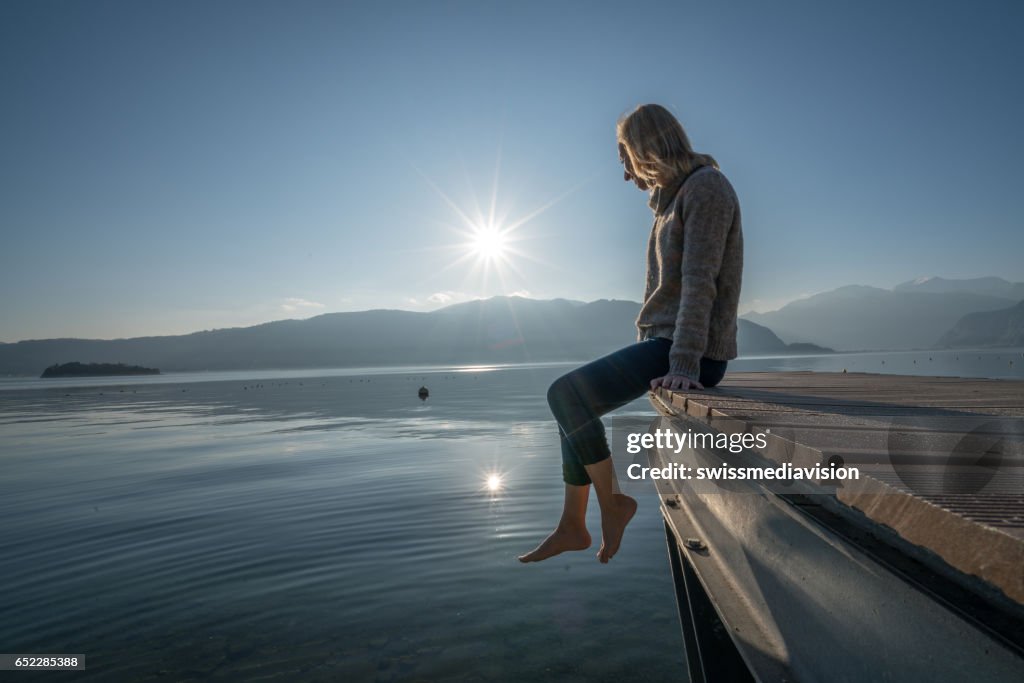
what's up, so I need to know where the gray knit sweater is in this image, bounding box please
[635,165,743,381]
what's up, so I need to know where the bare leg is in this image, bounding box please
[585,457,637,563]
[517,483,593,562]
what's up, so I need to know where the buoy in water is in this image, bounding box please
[418,386,429,401]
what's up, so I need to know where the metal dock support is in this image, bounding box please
[665,519,755,683]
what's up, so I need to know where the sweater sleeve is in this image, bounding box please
[668,178,734,380]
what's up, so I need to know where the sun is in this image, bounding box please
[470,224,507,261]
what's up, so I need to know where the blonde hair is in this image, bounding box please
[616,104,718,188]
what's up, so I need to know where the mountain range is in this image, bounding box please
[2,276,1021,376]
[892,276,1024,300]
[0,298,824,377]
[742,277,1024,351]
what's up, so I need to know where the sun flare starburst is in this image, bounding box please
[411,148,583,299]
[470,224,508,262]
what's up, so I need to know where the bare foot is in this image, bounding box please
[597,494,637,563]
[518,525,592,563]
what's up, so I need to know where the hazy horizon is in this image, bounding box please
[3,1,1023,343]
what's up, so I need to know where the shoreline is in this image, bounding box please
[0,347,1021,392]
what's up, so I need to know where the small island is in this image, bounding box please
[41,362,161,378]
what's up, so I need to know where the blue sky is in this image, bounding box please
[2,0,1022,341]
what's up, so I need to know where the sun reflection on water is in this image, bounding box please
[485,472,503,493]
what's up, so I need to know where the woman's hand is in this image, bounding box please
[650,374,704,391]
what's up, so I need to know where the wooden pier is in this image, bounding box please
[648,371,1024,682]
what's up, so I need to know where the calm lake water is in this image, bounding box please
[1,348,1021,682]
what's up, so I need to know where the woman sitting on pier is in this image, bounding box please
[519,103,744,564]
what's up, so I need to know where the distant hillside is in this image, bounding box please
[0,297,819,376]
[935,300,1024,348]
[736,319,833,354]
[894,276,1024,300]
[742,285,1016,351]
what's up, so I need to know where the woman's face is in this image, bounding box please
[618,142,650,191]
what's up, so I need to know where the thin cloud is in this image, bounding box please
[281,297,326,312]
[427,291,461,304]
